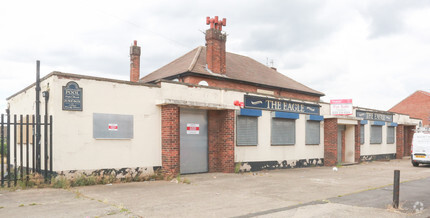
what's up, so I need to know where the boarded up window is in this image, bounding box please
[271,118,295,145]
[93,113,134,139]
[306,121,320,145]
[370,125,382,144]
[237,116,258,146]
[387,126,395,144]
[16,116,34,144]
[360,125,365,144]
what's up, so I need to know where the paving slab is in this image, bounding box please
[0,158,429,217]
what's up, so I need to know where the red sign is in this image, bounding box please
[330,99,352,104]
[187,123,200,134]
[330,99,353,116]
[108,124,118,131]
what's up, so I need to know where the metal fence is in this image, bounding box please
[1,113,53,187]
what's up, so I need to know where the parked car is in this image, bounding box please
[411,128,430,167]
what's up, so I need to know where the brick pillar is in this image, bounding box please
[324,118,338,166]
[161,105,180,175]
[405,126,414,156]
[354,122,361,163]
[341,131,346,162]
[130,40,141,82]
[208,110,235,173]
[396,125,405,159]
[206,28,227,74]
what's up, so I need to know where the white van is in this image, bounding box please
[411,129,430,167]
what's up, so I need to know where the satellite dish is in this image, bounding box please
[198,80,209,86]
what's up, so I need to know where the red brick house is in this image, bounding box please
[389,90,430,127]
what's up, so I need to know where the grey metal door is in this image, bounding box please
[337,125,345,163]
[180,108,208,174]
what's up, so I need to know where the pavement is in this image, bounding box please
[1,158,430,217]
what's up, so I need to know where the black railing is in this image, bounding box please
[0,113,53,187]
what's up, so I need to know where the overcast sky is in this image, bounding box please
[1,0,430,112]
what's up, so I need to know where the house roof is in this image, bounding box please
[140,46,324,96]
[389,90,430,111]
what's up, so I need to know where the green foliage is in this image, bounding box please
[51,176,70,189]
[0,141,7,157]
[235,162,242,173]
[7,168,167,190]
[70,174,97,187]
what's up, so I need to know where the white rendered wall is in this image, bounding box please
[9,75,163,171]
[234,112,324,162]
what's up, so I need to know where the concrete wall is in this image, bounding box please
[9,74,163,171]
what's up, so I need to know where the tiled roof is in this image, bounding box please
[141,46,324,96]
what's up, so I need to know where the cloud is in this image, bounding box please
[1,0,430,112]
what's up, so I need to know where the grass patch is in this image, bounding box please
[51,176,70,189]
[174,174,191,185]
[18,204,24,207]
[5,168,166,190]
[235,162,242,173]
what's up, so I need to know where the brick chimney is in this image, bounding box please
[206,16,227,75]
[130,40,141,82]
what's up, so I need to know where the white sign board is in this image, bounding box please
[330,99,353,115]
[187,123,200,134]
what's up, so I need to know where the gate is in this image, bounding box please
[1,113,53,187]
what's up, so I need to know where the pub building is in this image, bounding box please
[6,17,420,177]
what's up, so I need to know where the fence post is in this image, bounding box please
[6,110,10,187]
[1,114,4,187]
[13,115,17,186]
[26,114,29,182]
[35,60,41,173]
[393,170,400,208]
[49,115,53,179]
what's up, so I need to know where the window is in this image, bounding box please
[306,121,320,145]
[237,116,258,146]
[271,118,295,145]
[387,126,395,144]
[360,125,365,144]
[370,125,382,144]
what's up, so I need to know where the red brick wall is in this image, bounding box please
[396,125,404,158]
[341,131,345,162]
[161,105,180,175]
[206,28,226,75]
[324,118,338,166]
[130,41,141,82]
[183,75,320,102]
[404,126,414,156]
[354,122,361,163]
[389,91,430,126]
[208,110,235,173]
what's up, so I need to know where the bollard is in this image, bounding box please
[393,170,400,209]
